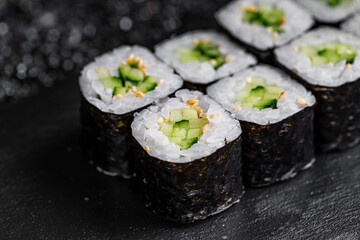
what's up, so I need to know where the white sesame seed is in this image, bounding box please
[296,98,307,106]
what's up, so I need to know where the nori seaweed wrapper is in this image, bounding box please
[182,81,208,93]
[296,78,360,152]
[274,62,360,152]
[223,32,274,64]
[134,136,243,224]
[80,96,142,178]
[242,107,315,187]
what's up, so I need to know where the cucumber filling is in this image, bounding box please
[234,77,284,110]
[159,102,209,150]
[300,42,358,67]
[242,4,286,33]
[177,38,230,69]
[95,54,158,99]
[317,0,355,7]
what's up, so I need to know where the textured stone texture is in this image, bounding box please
[0,79,359,239]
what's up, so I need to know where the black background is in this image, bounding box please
[1,0,360,239]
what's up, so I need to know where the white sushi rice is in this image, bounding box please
[275,27,360,87]
[341,13,360,37]
[79,45,183,115]
[216,0,314,51]
[295,0,360,23]
[154,30,256,84]
[207,65,316,125]
[131,89,242,163]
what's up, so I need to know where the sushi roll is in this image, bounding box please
[131,89,243,223]
[215,0,314,61]
[296,0,360,24]
[79,46,182,178]
[275,28,360,152]
[155,30,256,92]
[341,13,360,37]
[207,65,316,187]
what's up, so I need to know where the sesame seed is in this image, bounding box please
[187,99,199,108]
[209,59,217,66]
[159,79,164,84]
[346,63,352,69]
[203,38,210,44]
[145,145,150,152]
[134,91,145,98]
[272,33,279,41]
[329,62,334,67]
[296,98,307,106]
[235,106,242,112]
[225,56,233,63]
[196,108,201,116]
[246,77,252,83]
[157,117,164,124]
[116,93,123,99]
[245,5,257,13]
[128,54,135,60]
[202,124,210,132]
[210,114,221,119]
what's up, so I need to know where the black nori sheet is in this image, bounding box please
[274,60,360,152]
[217,28,274,64]
[80,96,140,178]
[134,136,243,224]
[182,81,209,93]
[297,78,360,152]
[241,106,315,187]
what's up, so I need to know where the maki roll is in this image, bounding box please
[296,0,360,24]
[155,30,256,92]
[216,0,314,61]
[207,65,316,187]
[131,90,243,223]
[79,46,182,178]
[275,28,360,152]
[342,13,360,37]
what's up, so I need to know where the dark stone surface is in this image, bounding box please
[0,0,229,101]
[1,75,360,240]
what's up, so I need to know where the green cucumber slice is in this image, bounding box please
[174,120,190,129]
[182,108,198,120]
[181,137,198,150]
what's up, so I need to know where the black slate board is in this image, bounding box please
[1,75,360,240]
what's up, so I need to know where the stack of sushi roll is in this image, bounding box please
[342,13,360,36]
[207,65,316,187]
[79,46,183,178]
[155,30,256,92]
[296,0,360,24]
[275,28,360,152]
[216,0,314,61]
[131,89,243,223]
